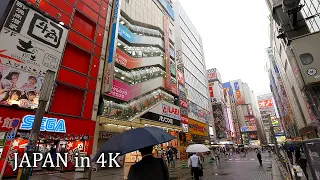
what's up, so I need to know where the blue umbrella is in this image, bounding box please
[92,126,176,161]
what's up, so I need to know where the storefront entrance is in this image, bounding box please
[0,107,95,178]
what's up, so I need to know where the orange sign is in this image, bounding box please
[188,119,207,136]
[258,99,273,108]
[186,133,192,141]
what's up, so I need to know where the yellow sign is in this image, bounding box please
[186,133,192,141]
[188,119,207,136]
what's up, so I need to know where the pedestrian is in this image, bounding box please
[127,145,169,180]
[296,150,309,180]
[167,148,174,168]
[255,148,263,166]
[286,148,293,164]
[188,153,201,180]
[214,149,220,165]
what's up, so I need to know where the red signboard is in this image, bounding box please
[207,71,216,81]
[177,70,184,85]
[258,99,274,108]
[180,99,188,108]
[209,85,214,98]
[181,115,188,124]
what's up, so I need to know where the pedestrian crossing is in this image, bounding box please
[227,158,271,162]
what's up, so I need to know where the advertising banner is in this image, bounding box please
[207,69,216,82]
[163,16,177,95]
[208,84,214,98]
[158,0,175,20]
[107,78,165,101]
[234,82,240,90]
[180,99,188,109]
[0,0,68,110]
[188,118,207,136]
[235,90,245,105]
[240,126,257,132]
[115,48,165,69]
[222,82,234,95]
[103,0,121,93]
[180,115,188,124]
[147,101,180,120]
[258,99,274,108]
[177,70,184,85]
[181,115,188,132]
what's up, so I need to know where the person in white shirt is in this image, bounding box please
[188,153,201,180]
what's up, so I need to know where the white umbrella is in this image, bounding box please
[186,144,210,152]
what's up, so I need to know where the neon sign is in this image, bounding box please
[20,115,66,133]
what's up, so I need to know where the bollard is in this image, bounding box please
[182,160,186,169]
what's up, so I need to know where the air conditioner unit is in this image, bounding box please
[282,0,301,13]
[291,32,320,85]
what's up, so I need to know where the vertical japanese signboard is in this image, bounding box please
[0,0,68,109]
[103,0,121,93]
[163,16,177,95]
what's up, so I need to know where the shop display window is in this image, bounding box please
[3,132,90,177]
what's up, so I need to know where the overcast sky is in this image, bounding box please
[178,0,271,96]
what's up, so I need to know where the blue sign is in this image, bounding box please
[118,24,136,43]
[6,130,15,140]
[20,115,66,133]
[234,82,239,90]
[158,0,175,20]
[223,82,234,95]
[274,65,280,75]
[107,0,121,64]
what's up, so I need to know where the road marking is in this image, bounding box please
[235,159,240,160]
[250,159,255,161]
[228,159,233,160]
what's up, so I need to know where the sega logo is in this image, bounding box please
[20,115,66,133]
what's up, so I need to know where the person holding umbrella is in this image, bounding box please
[186,144,209,180]
[127,145,169,180]
[188,153,201,180]
[93,127,176,180]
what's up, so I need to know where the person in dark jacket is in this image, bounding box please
[128,145,169,180]
[255,148,262,166]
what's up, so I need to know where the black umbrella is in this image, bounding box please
[93,127,176,161]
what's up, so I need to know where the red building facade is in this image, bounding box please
[0,0,111,177]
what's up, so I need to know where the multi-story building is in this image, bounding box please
[225,79,266,145]
[0,0,110,177]
[265,0,320,139]
[94,0,191,163]
[223,82,242,144]
[173,1,214,143]
[207,68,228,142]
[257,93,286,144]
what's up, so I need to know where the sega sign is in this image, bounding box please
[162,104,180,120]
[20,115,66,133]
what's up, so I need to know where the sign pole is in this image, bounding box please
[18,70,55,180]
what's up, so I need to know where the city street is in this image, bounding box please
[5,152,276,180]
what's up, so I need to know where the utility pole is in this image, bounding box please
[18,70,56,180]
[268,115,281,159]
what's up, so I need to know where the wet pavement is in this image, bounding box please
[4,152,275,180]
